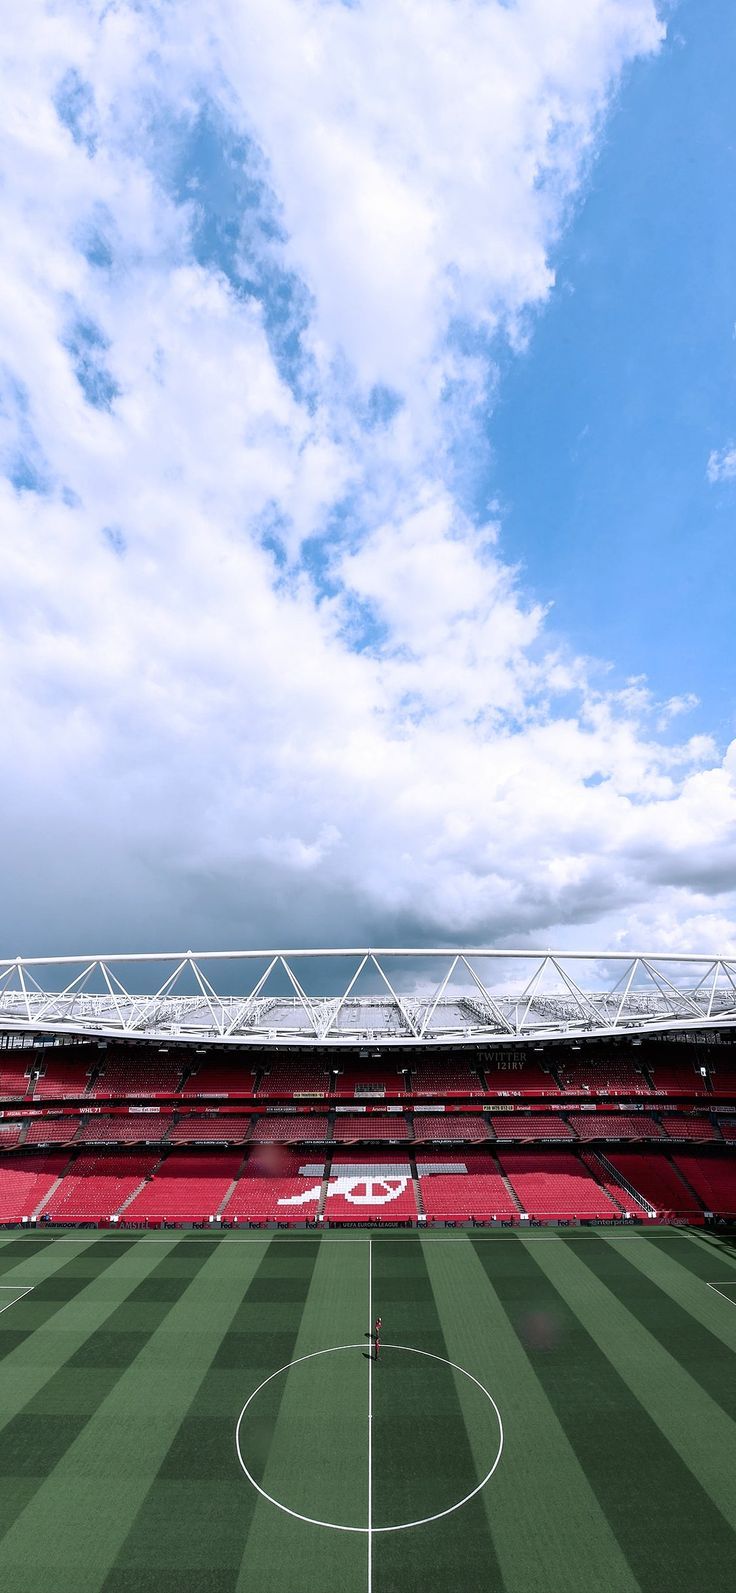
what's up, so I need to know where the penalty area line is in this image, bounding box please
[0,1285,34,1316]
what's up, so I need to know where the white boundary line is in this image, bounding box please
[706,1281,736,1307]
[234,1342,503,1535]
[0,1284,33,1316]
[368,1239,373,1593]
[0,1230,694,1245]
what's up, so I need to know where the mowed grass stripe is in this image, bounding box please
[604,1232,736,1355]
[672,1228,736,1280]
[236,1234,369,1593]
[372,1236,505,1593]
[526,1237,736,1590]
[426,1235,639,1593]
[551,1235,736,1525]
[0,1236,220,1590]
[102,1234,320,1593]
[0,1235,154,1426]
[592,1233,736,1414]
[0,1233,123,1359]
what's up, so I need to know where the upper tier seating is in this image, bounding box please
[251,1116,330,1142]
[182,1060,256,1096]
[708,1061,736,1095]
[413,1114,489,1141]
[498,1149,621,1218]
[25,1118,80,1145]
[0,1059,32,1097]
[45,1152,158,1220]
[660,1117,719,1141]
[334,1064,405,1097]
[606,1150,701,1214]
[92,1057,183,1096]
[490,1114,573,1140]
[567,1113,663,1139]
[647,1062,707,1095]
[558,1060,650,1094]
[410,1060,485,1095]
[167,1117,251,1142]
[222,1176,319,1222]
[670,1152,736,1215]
[32,1058,92,1097]
[0,1152,71,1219]
[482,1058,559,1094]
[76,1116,167,1144]
[421,1172,518,1221]
[332,1115,409,1141]
[256,1061,329,1095]
[123,1151,242,1221]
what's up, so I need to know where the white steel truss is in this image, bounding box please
[0,950,736,1047]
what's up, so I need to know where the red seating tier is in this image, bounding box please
[567,1113,663,1139]
[498,1149,621,1218]
[413,1115,489,1141]
[24,1119,80,1145]
[334,1064,405,1097]
[421,1173,518,1220]
[482,1059,559,1094]
[670,1152,736,1215]
[123,1151,242,1221]
[558,1061,649,1095]
[166,1118,251,1142]
[410,1061,485,1095]
[92,1058,183,1096]
[323,1172,417,1222]
[251,1116,330,1142]
[606,1150,701,1214]
[660,1117,718,1141]
[332,1115,409,1141]
[44,1152,158,1220]
[0,1124,22,1149]
[182,1061,256,1096]
[256,1061,329,1095]
[0,1152,71,1219]
[77,1116,168,1143]
[0,1060,31,1097]
[491,1114,573,1139]
[32,1059,92,1098]
[222,1177,320,1221]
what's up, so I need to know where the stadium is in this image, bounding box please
[0,948,734,1590]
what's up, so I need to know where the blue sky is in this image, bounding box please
[1,0,735,958]
[491,0,736,735]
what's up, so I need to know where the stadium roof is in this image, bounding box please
[1,949,735,1048]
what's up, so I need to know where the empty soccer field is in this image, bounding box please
[0,1228,734,1593]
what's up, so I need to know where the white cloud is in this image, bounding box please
[707,443,736,483]
[3,0,735,960]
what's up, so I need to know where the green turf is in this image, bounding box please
[0,1227,734,1592]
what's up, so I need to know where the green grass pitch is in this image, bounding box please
[0,1227,735,1593]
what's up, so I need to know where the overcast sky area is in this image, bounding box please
[1,0,735,959]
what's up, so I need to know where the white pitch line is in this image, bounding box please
[706,1281,736,1308]
[0,1285,33,1317]
[368,1237,373,1593]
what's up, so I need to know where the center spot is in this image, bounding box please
[235,1344,503,1532]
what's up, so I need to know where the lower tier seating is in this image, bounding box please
[222,1177,320,1222]
[0,1152,70,1219]
[670,1152,736,1214]
[421,1173,518,1220]
[497,1149,621,1218]
[44,1153,158,1220]
[567,1113,663,1139]
[123,1151,242,1221]
[606,1150,701,1215]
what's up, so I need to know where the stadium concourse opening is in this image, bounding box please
[0,948,734,1229]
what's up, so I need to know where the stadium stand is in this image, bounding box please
[497,1149,621,1218]
[77,1116,168,1143]
[32,1057,93,1097]
[323,1173,417,1222]
[410,1060,485,1095]
[420,1171,518,1221]
[24,1118,80,1145]
[558,1059,650,1094]
[481,1057,559,1094]
[0,1059,32,1097]
[659,1117,719,1141]
[413,1114,490,1141]
[44,1152,158,1220]
[251,1116,330,1142]
[222,1176,318,1222]
[606,1150,702,1215]
[567,1113,663,1139]
[670,1152,736,1215]
[0,1151,71,1220]
[717,1118,736,1142]
[123,1151,243,1221]
[490,1114,574,1139]
[333,1063,405,1097]
[332,1114,409,1140]
[166,1117,251,1142]
[0,1123,22,1149]
[256,1061,330,1094]
[182,1059,257,1096]
[92,1055,183,1096]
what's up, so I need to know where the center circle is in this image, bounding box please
[235,1343,503,1533]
